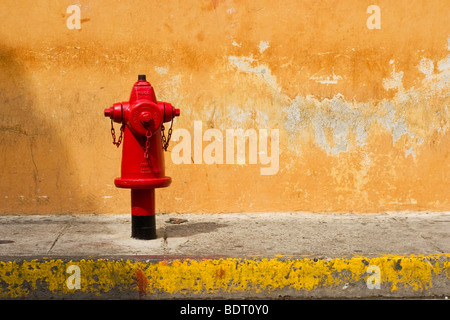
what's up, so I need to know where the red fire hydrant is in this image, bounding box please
[104,75,180,239]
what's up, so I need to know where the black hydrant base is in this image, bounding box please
[131,215,157,240]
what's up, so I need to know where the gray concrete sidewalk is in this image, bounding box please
[0,211,448,259]
[0,211,449,299]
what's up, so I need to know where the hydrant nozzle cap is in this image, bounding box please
[138,74,147,81]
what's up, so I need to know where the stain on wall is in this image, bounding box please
[0,0,449,214]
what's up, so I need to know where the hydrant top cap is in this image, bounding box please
[138,74,146,81]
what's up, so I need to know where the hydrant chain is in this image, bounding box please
[110,119,125,148]
[161,114,174,151]
[144,128,152,160]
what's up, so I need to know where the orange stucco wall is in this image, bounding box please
[0,0,449,214]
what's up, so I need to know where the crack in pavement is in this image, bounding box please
[47,221,72,254]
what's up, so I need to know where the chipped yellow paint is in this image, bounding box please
[0,254,448,298]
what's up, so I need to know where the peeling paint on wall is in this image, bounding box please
[231,49,449,161]
[229,55,281,93]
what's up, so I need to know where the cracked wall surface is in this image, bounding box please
[0,0,449,214]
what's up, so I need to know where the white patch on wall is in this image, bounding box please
[310,69,343,85]
[228,55,281,93]
[159,75,183,100]
[258,41,270,53]
[405,147,415,158]
[382,69,404,91]
[281,94,420,156]
[154,66,168,75]
[226,38,450,159]
[226,105,250,129]
[436,54,450,89]
[283,96,304,134]
[417,54,449,91]
[418,57,434,76]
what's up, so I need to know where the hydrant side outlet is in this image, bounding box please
[104,75,180,240]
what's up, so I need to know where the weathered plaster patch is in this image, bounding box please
[405,147,415,158]
[392,119,410,144]
[229,48,449,159]
[417,137,424,145]
[310,69,343,85]
[436,55,450,89]
[225,105,250,129]
[418,57,434,76]
[226,37,449,168]
[258,41,270,53]
[418,54,449,91]
[159,75,183,100]
[382,69,404,91]
[283,96,304,135]
[281,94,418,155]
[154,66,168,75]
[228,55,281,93]
[217,105,269,131]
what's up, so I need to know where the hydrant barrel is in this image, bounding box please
[131,189,156,239]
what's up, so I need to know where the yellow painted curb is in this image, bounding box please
[0,254,449,298]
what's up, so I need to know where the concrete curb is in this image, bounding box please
[1,212,449,299]
[1,254,449,299]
